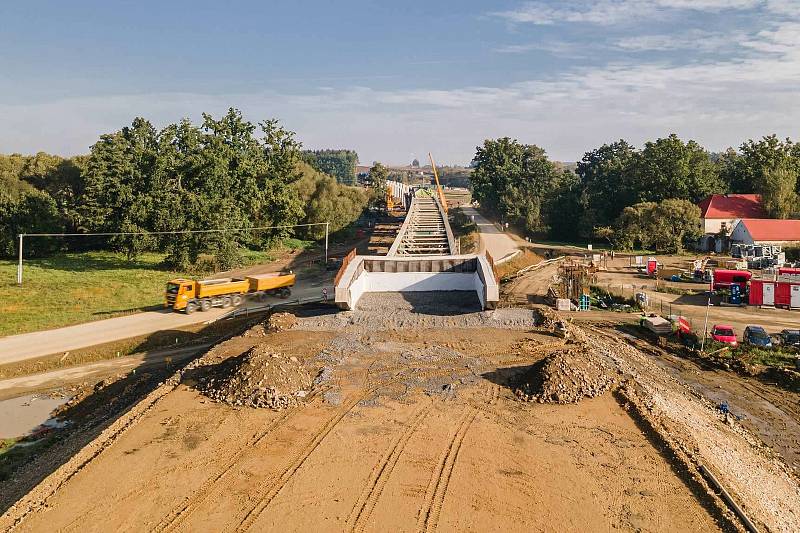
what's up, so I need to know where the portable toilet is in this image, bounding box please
[730,284,741,305]
[646,258,658,276]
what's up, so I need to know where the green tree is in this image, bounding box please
[630,135,723,204]
[720,135,800,196]
[576,140,637,236]
[0,189,64,257]
[649,199,703,253]
[301,149,359,185]
[367,162,389,209]
[471,137,561,234]
[760,164,799,219]
[295,162,368,239]
[611,199,701,253]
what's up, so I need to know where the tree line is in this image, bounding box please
[301,149,358,186]
[471,134,800,252]
[0,109,370,268]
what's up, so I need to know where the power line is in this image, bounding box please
[16,222,331,286]
[17,222,329,238]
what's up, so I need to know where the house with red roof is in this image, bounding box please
[697,194,768,251]
[730,219,800,246]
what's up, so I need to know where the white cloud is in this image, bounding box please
[492,0,763,26]
[494,41,585,56]
[614,30,742,51]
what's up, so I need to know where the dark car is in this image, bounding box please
[743,326,772,348]
[780,329,800,348]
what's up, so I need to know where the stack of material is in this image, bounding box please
[198,346,313,410]
[516,347,617,404]
[642,316,672,335]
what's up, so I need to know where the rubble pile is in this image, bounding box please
[516,346,617,404]
[267,312,297,332]
[198,346,312,410]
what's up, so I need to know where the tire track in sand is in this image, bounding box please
[415,385,497,532]
[230,367,462,532]
[346,401,435,532]
[153,385,331,533]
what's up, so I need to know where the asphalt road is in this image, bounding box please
[458,206,519,261]
[0,282,332,365]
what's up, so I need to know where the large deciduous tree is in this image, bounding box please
[717,135,800,218]
[471,138,564,234]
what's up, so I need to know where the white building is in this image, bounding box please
[730,219,800,246]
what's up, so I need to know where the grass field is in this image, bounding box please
[0,243,308,337]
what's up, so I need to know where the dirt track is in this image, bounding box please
[2,309,736,532]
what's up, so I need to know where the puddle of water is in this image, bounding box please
[0,393,70,439]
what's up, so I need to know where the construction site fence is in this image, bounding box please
[596,282,691,323]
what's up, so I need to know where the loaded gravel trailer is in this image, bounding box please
[165,272,295,313]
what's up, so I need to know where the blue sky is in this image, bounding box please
[1,1,799,164]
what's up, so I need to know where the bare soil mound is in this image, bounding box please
[516,346,617,404]
[197,346,312,410]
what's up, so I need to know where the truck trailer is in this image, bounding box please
[165,272,295,313]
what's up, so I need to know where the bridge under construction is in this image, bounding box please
[335,167,499,311]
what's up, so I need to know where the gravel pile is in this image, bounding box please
[267,312,297,332]
[516,346,617,404]
[197,346,313,410]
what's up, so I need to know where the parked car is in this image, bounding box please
[710,325,738,347]
[779,329,800,348]
[743,326,772,348]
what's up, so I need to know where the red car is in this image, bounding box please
[711,325,738,347]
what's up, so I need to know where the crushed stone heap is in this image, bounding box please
[516,345,618,404]
[197,345,313,410]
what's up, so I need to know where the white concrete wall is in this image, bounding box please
[335,254,500,310]
[347,270,368,310]
[703,218,738,234]
[367,272,476,292]
[473,271,486,309]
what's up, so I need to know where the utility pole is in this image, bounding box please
[700,271,713,353]
[324,222,329,265]
[17,234,23,285]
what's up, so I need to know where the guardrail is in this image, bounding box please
[205,295,330,323]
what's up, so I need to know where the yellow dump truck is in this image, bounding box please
[165,272,295,313]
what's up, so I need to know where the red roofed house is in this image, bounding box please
[697,194,767,251]
[730,219,800,246]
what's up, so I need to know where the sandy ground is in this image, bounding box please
[1,308,733,532]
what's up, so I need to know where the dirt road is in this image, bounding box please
[1,321,722,532]
[0,282,332,365]
[459,207,519,262]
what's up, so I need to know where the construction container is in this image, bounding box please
[712,269,751,291]
[750,278,800,309]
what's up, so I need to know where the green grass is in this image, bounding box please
[0,251,189,337]
[0,239,318,337]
